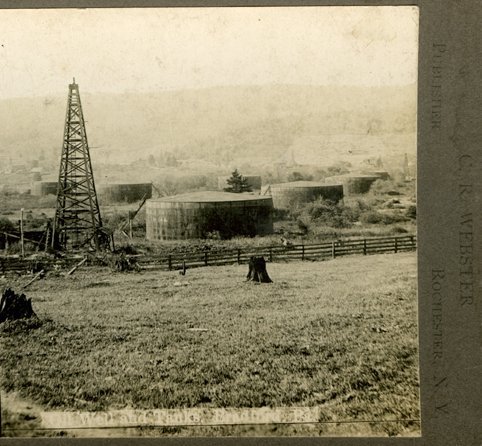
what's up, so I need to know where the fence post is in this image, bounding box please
[301,244,305,261]
[269,248,273,262]
[237,249,241,264]
[204,251,208,266]
[394,237,398,253]
[363,239,367,255]
[45,228,50,253]
[331,241,336,259]
[410,235,415,248]
[168,255,172,271]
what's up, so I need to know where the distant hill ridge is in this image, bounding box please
[0,84,417,163]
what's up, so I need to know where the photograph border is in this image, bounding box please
[0,1,480,445]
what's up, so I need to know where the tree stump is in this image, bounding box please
[246,256,273,283]
[0,288,37,323]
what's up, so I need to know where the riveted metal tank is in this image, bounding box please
[146,191,274,240]
[268,181,344,210]
[325,174,381,195]
[99,183,152,203]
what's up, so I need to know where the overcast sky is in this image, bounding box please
[0,6,418,99]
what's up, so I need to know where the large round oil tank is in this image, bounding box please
[31,181,58,196]
[325,174,380,195]
[268,181,344,210]
[217,175,262,191]
[146,191,274,240]
[99,183,152,203]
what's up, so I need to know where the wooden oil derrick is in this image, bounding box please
[52,79,108,251]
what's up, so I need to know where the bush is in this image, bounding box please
[287,171,313,182]
[114,244,139,255]
[272,208,290,222]
[293,198,360,231]
[38,195,57,208]
[360,211,408,225]
[369,179,399,196]
[0,217,15,232]
[23,215,50,231]
[6,241,37,255]
[103,212,129,231]
[360,211,383,224]
[296,219,309,235]
[326,161,351,176]
[205,231,222,240]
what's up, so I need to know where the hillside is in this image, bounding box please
[0,84,417,167]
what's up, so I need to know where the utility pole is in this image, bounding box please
[20,208,25,258]
[52,79,106,251]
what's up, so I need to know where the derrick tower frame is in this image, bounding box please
[52,79,105,250]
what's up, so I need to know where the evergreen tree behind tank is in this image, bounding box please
[224,169,252,193]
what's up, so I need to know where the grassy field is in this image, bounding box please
[0,252,419,437]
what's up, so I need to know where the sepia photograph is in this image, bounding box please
[0,6,421,438]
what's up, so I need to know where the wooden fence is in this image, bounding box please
[0,255,84,275]
[0,234,416,276]
[137,234,417,271]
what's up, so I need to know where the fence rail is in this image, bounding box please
[0,256,83,275]
[138,234,417,271]
[0,234,416,275]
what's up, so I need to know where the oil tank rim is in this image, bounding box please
[147,191,272,203]
[270,181,339,188]
[99,182,152,187]
[326,173,381,179]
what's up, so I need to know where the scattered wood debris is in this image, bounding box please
[22,270,45,289]
[66,257,87,276]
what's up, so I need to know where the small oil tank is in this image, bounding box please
[268,181,344,210]
[99,183,152,203]
[325,174,381,195]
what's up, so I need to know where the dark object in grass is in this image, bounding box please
[112,253,140,272]
[0,288,37,323]
[246,256,273,283]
